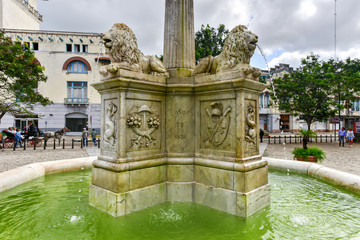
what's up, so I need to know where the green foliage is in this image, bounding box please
[195,24,229,63]
[291,146,326,162]
[0,31,52,120]
[298,129,316,138]
[271,54,360,132]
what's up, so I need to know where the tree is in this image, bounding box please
[272,54,337,131]
[323,58,360,127]
[195,24,229,63]
[0,31,51,121]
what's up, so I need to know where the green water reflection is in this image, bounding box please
[0,170,359,239]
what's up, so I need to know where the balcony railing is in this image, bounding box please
[64,98,89,105]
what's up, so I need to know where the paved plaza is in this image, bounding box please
[0,140,359,176]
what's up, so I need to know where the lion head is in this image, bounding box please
[220,25,258,67]
[102,23,141,65]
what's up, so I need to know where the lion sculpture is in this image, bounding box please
[100,23,168,76]
[193,25,261,80]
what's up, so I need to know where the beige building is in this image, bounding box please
[1,0,106,135]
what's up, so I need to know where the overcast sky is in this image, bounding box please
[37,0,360,70]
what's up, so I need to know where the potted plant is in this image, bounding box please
[291,129,326,163]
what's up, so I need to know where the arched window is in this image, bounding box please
[67,60,88,73]
[63,57,91,73]
[259,93,264,109]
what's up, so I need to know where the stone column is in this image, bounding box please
[163,0,195,77]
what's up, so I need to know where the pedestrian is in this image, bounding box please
[347,128,355,147]
[82,128,88,147]
[260,129,264,143]
[338,127,346,147]
[29,122,38,137]
[14,129,23,149]
[92,129,97,147]
[0,131,3,151]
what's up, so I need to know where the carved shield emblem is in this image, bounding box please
[204,102,231,146]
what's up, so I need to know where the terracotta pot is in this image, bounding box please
[296,156,317,162]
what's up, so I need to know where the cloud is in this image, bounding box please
[37,0,360,69]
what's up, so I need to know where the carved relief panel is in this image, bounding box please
[200,100,235,151]
[103,100,118,150]
[126,100,162,151]
[244,100,257,157]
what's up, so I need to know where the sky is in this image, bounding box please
[37,0,360,70]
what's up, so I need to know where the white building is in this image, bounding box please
[1,0,106,135]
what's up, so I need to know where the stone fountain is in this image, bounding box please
[89,0,269,218]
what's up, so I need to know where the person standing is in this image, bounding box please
[259,129,264,143]
[338,127,346,147]
[14,129,23,149]
[0,131,3,151]
[82,128,89,147]
[92,129,97,147]
[347,128,355,147]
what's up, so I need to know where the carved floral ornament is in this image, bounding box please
[203,102,231,146]
[126,104,160,148]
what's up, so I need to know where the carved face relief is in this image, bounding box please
[126,103,161,150]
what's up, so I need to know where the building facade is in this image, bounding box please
[0,0,106,135]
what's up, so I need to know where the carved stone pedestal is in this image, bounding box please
[89,69,270,217]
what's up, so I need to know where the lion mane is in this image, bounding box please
[194,25,261,80]
[100,23,168,76]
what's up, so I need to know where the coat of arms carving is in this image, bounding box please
[203,102,231,146]
[126,104,160,148]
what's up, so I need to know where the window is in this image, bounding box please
[23,42,30,50]
[74,44,80,52]
[67,82,88,103]
[32,42,39,51]
[67,61,88,73]
[82,45,88,53]
[259,94,264,109]
[264,92,270,108]
[66,44,72,52]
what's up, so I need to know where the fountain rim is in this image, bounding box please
[0,156,359,195]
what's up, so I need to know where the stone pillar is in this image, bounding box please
[163,0,195,77]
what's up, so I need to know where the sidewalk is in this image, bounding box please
[263,142,360,176]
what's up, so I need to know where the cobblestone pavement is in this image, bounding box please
[263,142,360,176]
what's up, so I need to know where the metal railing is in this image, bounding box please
[266,135,337,144]
[64,98,89,105]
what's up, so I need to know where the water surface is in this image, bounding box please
[0,169,359,239]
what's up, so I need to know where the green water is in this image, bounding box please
[0,170,360,240]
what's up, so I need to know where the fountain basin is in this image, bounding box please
[0,168,359,239]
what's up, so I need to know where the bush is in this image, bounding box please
[291,146,326,162]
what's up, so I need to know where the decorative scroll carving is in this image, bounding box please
[100,23,168,76]
[104,101,117,146]
[203,102,231,146]
[194,25,261,80]
[126,104,160,148]
[245,102,256,145]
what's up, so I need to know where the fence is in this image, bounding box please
[267,135,338,144]
[1,138,101,151]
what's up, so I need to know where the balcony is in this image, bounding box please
[64,98,89,105]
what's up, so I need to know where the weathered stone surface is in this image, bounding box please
[194,183,237,215]
[236,184,271,217]
[91,0,269,218]
[167,164,194,182]
[164,0,195,77]
[167,182,194,202]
